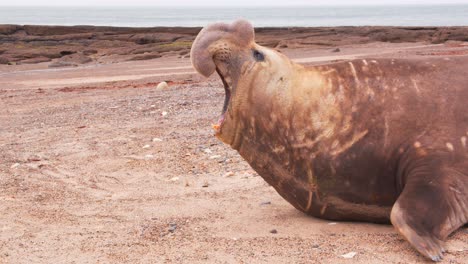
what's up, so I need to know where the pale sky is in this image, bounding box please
[1,0,468,6]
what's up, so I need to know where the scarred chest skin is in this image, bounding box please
[231,57,467,224]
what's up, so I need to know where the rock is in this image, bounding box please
[48,61,77,68]
[156,81,169,90]
[332,48,341,52]
[83,49,98,56]
[209,155,222,159]
[203,148,212,154]
[152,138,163,142]
[59,53,92,64]
[341,252,357,259]
[0,25,20,35]
[18,56,52,64]
[328,222,337,225]
[168,223,177,233]
[223,171,235,177]
[260,201,271,206]
[142,144,151,149]
[0,57,9,64]
[161,111,168,117]
[202,182,209,187]
[270,229,278,234]
[170,177,179,182]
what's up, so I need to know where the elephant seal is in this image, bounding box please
[190,20,468,261]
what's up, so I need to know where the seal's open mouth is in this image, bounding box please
[212,68,232,133]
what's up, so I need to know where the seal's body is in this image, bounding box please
[190,20,468,261]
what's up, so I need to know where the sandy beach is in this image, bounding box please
[1,25,467,263]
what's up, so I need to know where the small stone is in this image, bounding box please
[144,154,154,159]
[209,155,222,159]
[328,222,337,225]
[150,105,156,108]
[260,201,271,206]
[152,138,163,142]
[341,252,357,259]
[161,111,168,117]
[270,229,278,234]
[10,163,20,169]
[202,182,209,187]
[156,81,169,90]
[223,171,235,177]
[142,144,151,149]
[168,223,177,233]
[332,48,341,53]
[203,148,212,154]
[170,177,179,182]
[312,244,320,249]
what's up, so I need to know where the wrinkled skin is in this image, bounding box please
[190,20,468,262]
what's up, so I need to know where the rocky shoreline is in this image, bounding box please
[1,24,468,66]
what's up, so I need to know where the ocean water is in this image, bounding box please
[0,5,468,27]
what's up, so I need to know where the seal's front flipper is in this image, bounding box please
[390,165,468,262]
[391,201,445,261]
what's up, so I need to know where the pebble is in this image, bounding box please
[270,229,278,234]
[142,145,151,149]
[156,81,169,90]
[168,223,177,233]
[332,48,341,53]
[10,163,20,169]
[209,155,222,159]
[223,171,235,177]
[202,182,209,187]
[328,222,337,225]
[152,138,163,142]
[203,148,212,154]
[260,201,271,206]
[341,252,357,259]
[161,111,168,117]
[170,177,179,182]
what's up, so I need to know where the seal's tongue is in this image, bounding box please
[212,68,231,133]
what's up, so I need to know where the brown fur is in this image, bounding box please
[191,20,468,262]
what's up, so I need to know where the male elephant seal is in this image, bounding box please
[190,20,468,261]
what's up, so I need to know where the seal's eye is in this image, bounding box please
[252,49,265,62]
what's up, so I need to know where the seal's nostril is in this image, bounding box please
[253,49,265,62]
